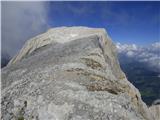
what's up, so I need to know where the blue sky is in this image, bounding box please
[1,1,160,57]
[47,1,159,45]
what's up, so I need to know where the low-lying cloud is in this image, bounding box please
[116,42,160,72]
[1,1,49,57]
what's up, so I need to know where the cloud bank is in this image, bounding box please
[1,2,49,57]
[116,42,160,71]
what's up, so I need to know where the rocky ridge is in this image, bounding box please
[2,27,154,120]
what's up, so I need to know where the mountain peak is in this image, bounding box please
[2,27,154,120]
[8,27,107,65]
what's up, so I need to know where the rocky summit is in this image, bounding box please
[1,27,154,120]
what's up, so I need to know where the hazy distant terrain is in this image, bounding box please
[117,42,160,105]
[1,53,10,68]
[119,54,160,105]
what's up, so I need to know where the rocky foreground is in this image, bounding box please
[1,27,156,120]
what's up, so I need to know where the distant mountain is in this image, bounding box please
[118,53,160,105]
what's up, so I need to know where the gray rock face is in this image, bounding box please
[149,105,160,120]
[149,100,160,120]
[2,27,154,120]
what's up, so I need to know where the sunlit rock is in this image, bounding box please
[2,27,154,120]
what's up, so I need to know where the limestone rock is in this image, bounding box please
[149,105,160,120]
[2,27,154,120]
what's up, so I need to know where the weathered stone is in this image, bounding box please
[2,27,154,120]
[149,105,160,120]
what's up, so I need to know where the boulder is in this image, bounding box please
[2,27,154,120]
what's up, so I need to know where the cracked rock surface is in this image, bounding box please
[149,105,160,120]
[2,27,154,120]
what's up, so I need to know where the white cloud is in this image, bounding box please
[116,42,138,53]
[1,2,50,57]
[116,42,160,71]
[126,51,135,57]
[151,42,160,49]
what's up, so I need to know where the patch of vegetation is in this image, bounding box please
[18,116,24,120]
[16,101,27,120]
